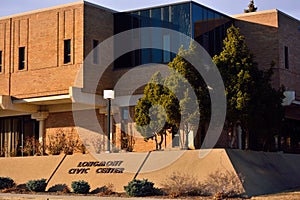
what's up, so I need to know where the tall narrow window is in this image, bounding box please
[163,34,170,63]
[0,51,2,73]
[93,40,99,64]
[64,39,71,64]
[18,47,25,70]
[122,107,129,120]
[284,46,289,69]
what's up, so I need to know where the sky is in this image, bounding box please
[0,0,299,20]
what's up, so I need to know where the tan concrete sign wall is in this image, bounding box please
[0,149,300,196]
[0,155,65,184]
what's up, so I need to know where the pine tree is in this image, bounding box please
[244,0,258,13]
[213,25,284,150]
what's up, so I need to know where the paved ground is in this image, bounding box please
[0,193,181,200]
[251,191,300,200]
[0,191,300,200]
[0,193,159,200]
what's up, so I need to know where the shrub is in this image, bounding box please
[26,178,47,192]
[90,183,115,195]
[71,180,90,194]
[23,136,42,156]
[162,172,204,197]
[47,128,83,155]
[48,184,70,193]
[0,177,15,190]
[124,179,158,197]
[203,170,245,198]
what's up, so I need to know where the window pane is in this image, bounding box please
[64,39,71,64]
[151,8,162,27]
[18,47,25,70]
[0,51,2,73]
[163,7,169,22]
[163,34,170,63]
[122,108,129,120]
[93,40,99,64]
[140,10,150,27]
[285,46,289,69]
[151,8,161,20]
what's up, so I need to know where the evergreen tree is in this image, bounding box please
[244,0,258,13]
[135,72,180,150]
[213,25,284,150]
[166,43,206,148]
[135,43,206,149]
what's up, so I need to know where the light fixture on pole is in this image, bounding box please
[103,90,114,153]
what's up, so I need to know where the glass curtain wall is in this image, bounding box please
[192,2,232,56]
[114,2,191,68]
[114,2,232,68]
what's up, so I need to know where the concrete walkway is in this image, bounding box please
[0,193,174,200]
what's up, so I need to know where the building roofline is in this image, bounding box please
[231,9,278,18]
[191,1,231,18]
[232,9,300,22]
[277,9,300,23]
[0,1,84,20]
[119,0,230,18]
[118,0,191,13]
[83,1,117,13]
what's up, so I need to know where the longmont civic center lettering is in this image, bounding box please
[68,160,124,174]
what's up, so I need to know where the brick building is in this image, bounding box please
[233,10,300,152]
[0,1,299,156]
[0,2,115,156]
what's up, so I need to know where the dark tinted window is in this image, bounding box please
[18,47,25,70]
[64,39,71,64]
[0,51,2,73]
[285,46,289,69]
[93,40,99,64]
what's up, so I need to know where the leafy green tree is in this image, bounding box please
[166,44,204,148]
[213,25,284,150]
[135,72,179,150]
[247,65,284,150]
[135,43,205,149]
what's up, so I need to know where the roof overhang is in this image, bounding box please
[0,87,143,116]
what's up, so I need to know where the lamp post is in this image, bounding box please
[103,90,114,153]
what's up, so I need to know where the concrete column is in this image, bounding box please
[31,112,49,154]
[188,129,195,150]
[38,120,45,143]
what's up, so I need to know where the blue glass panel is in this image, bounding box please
[163,7,169,22]
[140,10,150,27]
[151,8,161,20]
[163,34,171,63]
[151,27,162,63]
[191,2,233,56]
[151,8,162,27]
[207,10,215,20]
[192,4,203,21]
[171,3,191,37]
